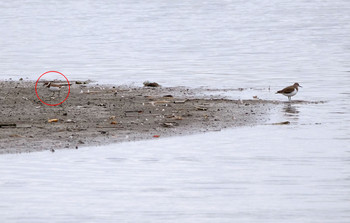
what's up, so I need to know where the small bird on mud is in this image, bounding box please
[276,83,302,102]
[43,82,71,97]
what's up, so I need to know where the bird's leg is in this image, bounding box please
[288,96,291,102]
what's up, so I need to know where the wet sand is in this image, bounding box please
[0,80,275,154]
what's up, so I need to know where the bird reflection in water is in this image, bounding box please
[283,104,299,120]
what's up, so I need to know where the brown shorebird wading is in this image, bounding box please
[276,83,302,102]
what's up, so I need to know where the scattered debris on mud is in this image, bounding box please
[0,80,275,154]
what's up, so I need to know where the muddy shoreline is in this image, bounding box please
[0,80,276,154]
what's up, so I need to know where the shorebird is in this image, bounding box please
[43,82,70,97]
[276,83,302,102]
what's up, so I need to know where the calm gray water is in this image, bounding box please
[1,0,350,222]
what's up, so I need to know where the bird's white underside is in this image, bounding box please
[48,87,61,92]
[282,89,298,97]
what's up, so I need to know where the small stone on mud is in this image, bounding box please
[143,81,160,87]
[272,121,290,125]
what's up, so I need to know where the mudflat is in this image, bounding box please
[0,80,274,154]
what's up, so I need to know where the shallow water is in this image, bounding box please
[0,110,349,222]
[0,0,350,222]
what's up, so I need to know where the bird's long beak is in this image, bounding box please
[299,85,302,88]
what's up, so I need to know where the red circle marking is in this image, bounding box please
[35,71,70,106]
